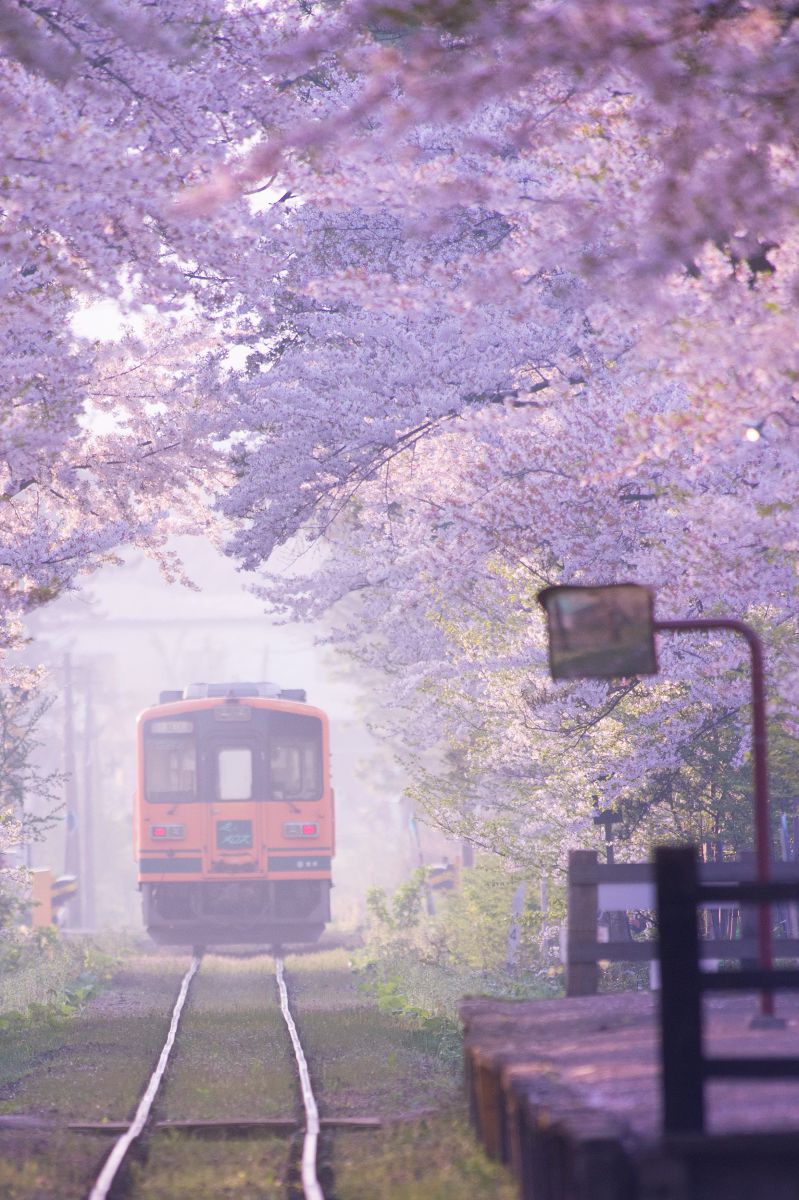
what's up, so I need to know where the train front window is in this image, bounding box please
[145,724,196,803]
[270,713,323,801]
[217,747,253,801]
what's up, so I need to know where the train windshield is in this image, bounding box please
[144,720,196,802]
[143,709,324,803]
[269,712,323,802]
[217,746,253,801]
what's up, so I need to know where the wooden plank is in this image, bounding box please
[0,1115,59,1131]
[569,937,799,966]
[512,1086,635,1200]
[158,1118,298,1133]
[697,938,799,958]
[470,1047,507,1160]
[598,882,655,909]
[560,1110,636,1200]
[701,968,799,991]
[69,1121,135,1134]
[697,881,799,902]
[568,940,654,964]
[68,1118,298,1135]
[664,1130,799,1157]
[67,1115,385,1136]
[570,860,653,885]
[322,1117,384,1128]
[703,1058,799,1079]
[701,861,799,882]
[571,856,799,887]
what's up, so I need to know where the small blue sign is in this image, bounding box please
[216,819,253,849]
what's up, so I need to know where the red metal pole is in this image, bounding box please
[655,619,774,1018]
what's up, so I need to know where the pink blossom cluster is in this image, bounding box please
[3,2,799,859]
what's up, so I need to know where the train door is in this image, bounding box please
[202,713,268,876]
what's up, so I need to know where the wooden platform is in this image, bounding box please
[460,991,799,1200]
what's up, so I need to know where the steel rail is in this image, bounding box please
[87,953,202,1200]
[275,957,324,1200]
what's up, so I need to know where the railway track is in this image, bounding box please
[0,942,510,1200]
[87,951,326,1200]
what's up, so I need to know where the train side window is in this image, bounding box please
[145,735,196,803]
[217,747,253,801]
[269,714,323,801]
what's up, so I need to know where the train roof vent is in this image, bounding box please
[183,681,283,699]
[278,689,307,703]
[159,690,184,704]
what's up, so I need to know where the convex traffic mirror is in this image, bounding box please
[537,584,658,679]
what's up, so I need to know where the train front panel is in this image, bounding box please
[135,692,334,944]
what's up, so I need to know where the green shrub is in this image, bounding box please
[0,930,122,1019]
[358,856,564,1029]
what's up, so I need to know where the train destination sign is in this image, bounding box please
[537,583,658,680]
[216,819,253,849]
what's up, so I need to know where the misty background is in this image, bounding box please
[21,538,454,931]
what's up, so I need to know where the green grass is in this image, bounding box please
[284,951,460,1116]
[0,1130,109,1200]
[0,946,518,1199]
[0,931,125,1017]
[161,953,296,1119]
[333,1114,518,1200]
[284,950,517,1199]
[129,1132,290,1199]
[356,950,561,1023]
[0,953,191,1118]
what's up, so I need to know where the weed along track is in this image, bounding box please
[0,945,515,1199]
[274,958,324,1200]
[88,954,203,1200]
[86,951,329,1200]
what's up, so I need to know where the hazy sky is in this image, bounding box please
[28,535,360,719]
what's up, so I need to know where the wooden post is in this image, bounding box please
[567,850,599,997]
[656,845,704,1134]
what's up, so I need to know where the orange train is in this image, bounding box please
[135,682,334,946]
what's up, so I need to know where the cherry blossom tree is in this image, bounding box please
[193,0,799,865]
[247,371,798,864]
[0,1,282,652]
[0,674,63,939]
[3,0,799,870]
[221,1,799,282]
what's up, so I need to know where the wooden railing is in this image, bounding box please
[566,849,799,997]
[655,845,799,1134]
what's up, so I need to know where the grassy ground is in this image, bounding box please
[129,1131,290,1199]
[0,1130,110,1200]
[284,950,459,1118]
[333,1115,517,1200]
[0,931,124,1016]
[0,945,517,1200]
[0,949,192,1198]
[285,949,517,1200]
[160,953,296,1119]
[0,953,191,1118]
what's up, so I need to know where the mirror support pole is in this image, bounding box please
[655,618,773,1019]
